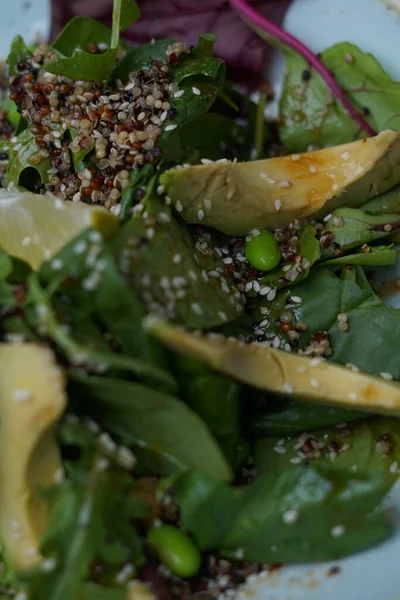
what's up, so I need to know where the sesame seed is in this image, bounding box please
[253,281,261,293]
[331,525,346,538]
[282,509,299,524]
[309,165,317,173]
[192,86,201,95]
[266,289,277,301]
[341,152,350,159]
[191,302,203,315]
[384,224,393,232]
[116,446,136,470]
[209,270,221,278]
[290,457,302,464]
[218,311,228,321]
[204,198,212,210]
[245,282,253,292]
[297,365,307,373]
[290,296,302,303]
[272,336,281,349]
[96,457,110,471]
[98,432,117,454]
[175,200,183,212]
[115,563,135,585]
[12,389,32,403]
[41,558,57,572]
[223,257,233,264]
[165,124,177,132]
[51,258,64,270]
[172,254,182,264]
[197,209,205,220]
[291,154,300,160]
[73,241,87,255]
[279,180,291,188]
[390,461,399,474]
[188,269,198,281]
[174,90,185,98]
[22,236,31,247]
[259,286,271,296]
[260,172,267,179]
[201,158,213,164]
[157,185,165,195]
[282,383,293,394]
[274,199,282,211]
[380,372,393,380]
[310,378,320,388]
[310,357,322,367]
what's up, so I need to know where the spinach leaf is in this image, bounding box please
[245,394,367,436]
[112,40,173,81]
[173,462,392,562]
[6,35,30,76]
[321,245,396,267]
[323,208,400,252]
[261,266,400,378]
[118,0,141,33]
[361,185,400,215]
[70,374,232,481]
[174,355,241,464]
[4,129,51,190]
[24,422,145,599]
[45,17,119,82]
[280,42,400,151]
[113,194,244,329]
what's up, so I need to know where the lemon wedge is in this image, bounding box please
[0,190,119,269]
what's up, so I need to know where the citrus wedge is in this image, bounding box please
[0,190,119,269]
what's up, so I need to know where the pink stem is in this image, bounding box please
[229,0,376,137]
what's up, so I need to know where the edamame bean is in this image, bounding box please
[245,230,281,271]
[147,524,201,578]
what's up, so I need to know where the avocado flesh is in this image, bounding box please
[0,343,66,572]
[146,319,400,416]
[161,130,400,235]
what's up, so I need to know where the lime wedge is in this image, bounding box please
[0,190,119,269]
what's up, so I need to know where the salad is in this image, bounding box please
[1,0,400,598]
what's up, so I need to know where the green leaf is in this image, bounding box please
[46,17,118,82]
[6,35,30,76]
[174,356,241,464]
[245,394,367,436]
[261,266,400,379]
[280,42,400,151]
[112,40,173,81]
[114,193,244,330]
[321,245,396,267]
[361,185,400,215]
[120,0,141,32]
[174,458,393,562]
[323,208,400,252]
[70,374,232,481]
[4,129,51,190]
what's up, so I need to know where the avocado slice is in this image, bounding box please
[161,130,400,235]
[0,343,66,572]
[145,318,400,416]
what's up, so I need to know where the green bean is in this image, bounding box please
[147,524,201,578]
[245,230,281,271]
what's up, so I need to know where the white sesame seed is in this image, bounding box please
[197,209,205,221]
[41,558,57,572]
[253,281,261,293]
[173,254,182,264]
[310,358,322,367]
[274,199,282,211]
[310,378,320,388]
[390,461,399,474]
[323,213,333,222]
[290,296,302,303]
[291,154,300,160]
[260,172,268,179]
[259,286,271,296]
[53,468,65,483]
[348,392,357,400]
[266,289,277,301]
[341,152,350,159]
[115,563,135,585]
[218,311,228,322]
[381,372,393,380]
[282,383,293,394]
[174,90,185,98]
[209,270,221,278]
[204,198,212,210]
[297,365,307,373]
[274,445,287,454]
[50,258,64,271]
[245,281,253,292]
[73,240,87,255]
[331,525,346,538]
[12,389,32,403]
[175,200,183,212]
[192,86,201,95]
[290,456,302,464]
[223,257,233,264]
[200,158,213,165]
[272,336,281,349]
[15,593,28,600]
[279,180,291,188]
[282,509,299,524]
[96,457,110,471]
[116,446,136,470]
[188,269,198,281]
[98,432,117,454]
[157,185,165,195]
[191,302,203,315]
[22,236,31,247]
[165,124,177,132]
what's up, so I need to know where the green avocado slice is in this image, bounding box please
[160,130,400,235]
[0,343,66,572]
[145,318,400,416]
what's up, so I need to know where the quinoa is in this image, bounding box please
[9,42,190,210]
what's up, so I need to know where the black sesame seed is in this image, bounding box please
[302,69,312,81]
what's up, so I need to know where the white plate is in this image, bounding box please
[2,1,400,599]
